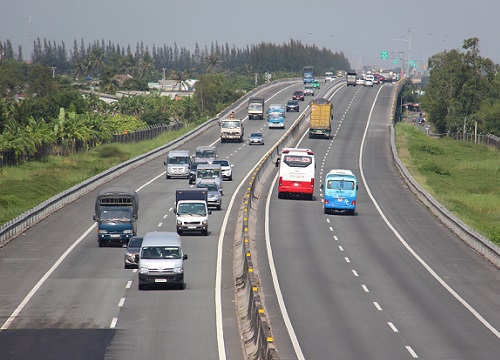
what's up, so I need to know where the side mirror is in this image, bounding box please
[208,210,212,215]
[164,161,167,165]
[320,184,324,190]
[134,254,140,262]
[173,209,177,214]
[356,185,359,190]
[183,254,188,260]
[92,215,97,222]
[275,158,280,167]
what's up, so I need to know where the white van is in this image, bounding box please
[137,232,187,290]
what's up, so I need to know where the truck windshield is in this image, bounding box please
[196,150,215,158]
[221,121,240,128]
[178,203,207,215]
[101,209,131,221]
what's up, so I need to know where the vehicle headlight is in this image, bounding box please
[173,266,183,274]
[139,267,149,274]
[177,220,182,225]
[123,229,133,234]
[125,251,133,257]
[202,219,208,225]
[98,230,108,234]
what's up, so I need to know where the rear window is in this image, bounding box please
[283,155,313,168]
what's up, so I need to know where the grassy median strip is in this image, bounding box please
[0,125,197,226]
[395,123,500,244]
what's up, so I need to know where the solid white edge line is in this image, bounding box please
[359,86,500,339]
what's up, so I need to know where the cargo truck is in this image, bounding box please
[309,98,333,139]
[220,119,244,142]
[248,97,265,120]
[174,188,211,236]
[93,187,139,247]
[346,71,357,86]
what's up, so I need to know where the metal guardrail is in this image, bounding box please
[0,78,298,245]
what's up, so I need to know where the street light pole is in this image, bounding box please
[50,66,57,78]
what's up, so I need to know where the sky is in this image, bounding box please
[1,0,499,72]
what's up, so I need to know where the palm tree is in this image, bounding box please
[204,52,223,74]
[171,70,189,91]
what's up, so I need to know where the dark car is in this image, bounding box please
[124,236,143,269]
[286,100,300,112]
[292,90,305,101]
[189,161,208,184]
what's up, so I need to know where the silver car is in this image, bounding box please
[249,132,264,145]
[196,180,222,210]
[124,236,143,269]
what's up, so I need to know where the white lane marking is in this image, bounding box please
[329,227,334,232]
[406,346,419,358]
[163,214,168,219]
[362,284,369,292]
[1,224,96,330]
[388,322,399,332]
[126,281,132,289]
[344,257,350,263]
[266,174,306,360]
[110,318,118,328]
[158,222,162,227]
[359,86,500,340]
[339,246,344,252]
[352,270,359,277]
[373,302,383,311]
[118,298,125,307]
[326,219,330,223]
[333,236,338,241]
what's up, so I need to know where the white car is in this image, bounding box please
[355,77,365,85]
[363,78,374,87]
[212,159,233,181]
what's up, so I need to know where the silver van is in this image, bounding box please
[137,232,187,290]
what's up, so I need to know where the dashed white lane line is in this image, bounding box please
[373,302,383,311]
[406,346,419,358]
[352,270,359,277]
[163,214,168,219]
[362,285,369,292]
[333,236,338,241]
[110,318,118,328]
[344,257,350,263]
[118,298,125,307]
[158,222,162,227]
[388,322,399,332]
[338,246,344,252]
[329,227,334,232]
[126,281,132,289]
[326,218,330,223]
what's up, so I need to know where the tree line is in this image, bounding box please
[421,38,500,135]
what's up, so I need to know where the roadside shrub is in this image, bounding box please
[419,161,450,176]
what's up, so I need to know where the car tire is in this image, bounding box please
[177,230,183,235]
[177,282,185,290]
[202,229,208,236]
[138,283,145,290]
[228,175,232,181]
[98,239,104,248]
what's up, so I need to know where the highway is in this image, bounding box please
[0,79,318,359]
[1,77,499,360]
[256,83,500,359]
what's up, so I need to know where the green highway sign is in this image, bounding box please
[393,59,398,65]
[409,59,415,67]
[380,51,389,59]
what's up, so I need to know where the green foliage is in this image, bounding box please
[96,144,129,160]
[396,122,500,243]
[421,38,499,134]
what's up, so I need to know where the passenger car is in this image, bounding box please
[196,180,222,210]
[355,77,365,85]
[188,161,208,184]
[212,159,233,181]
[124,236,143,269]
[286,99,299,112]
[249,132,265,145]
[363,77,374,87]
[304,85,314,96]
[311,81,320,89]
[292,90,304,101]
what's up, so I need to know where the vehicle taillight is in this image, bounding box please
[311,178,314,188]
[279,177,283,186]
[324,199,329,204]
[352,200,356,206]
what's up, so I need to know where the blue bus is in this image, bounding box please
[322,169,358,215]
[303,66,314,84]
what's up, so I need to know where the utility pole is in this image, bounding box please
[50,66,57,78]
[389,28,412,77]
[162,68,167,91]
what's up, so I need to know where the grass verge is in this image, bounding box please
[395,122,500,244]
[0,124,198,226]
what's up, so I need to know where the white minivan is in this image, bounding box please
[137,232,188,290]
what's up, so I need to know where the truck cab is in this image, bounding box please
[174,188,211,236]
[194,146,217,164]
[220,119,244,143]
[93,187,139,247]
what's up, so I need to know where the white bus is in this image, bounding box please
[277,148,315,200]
